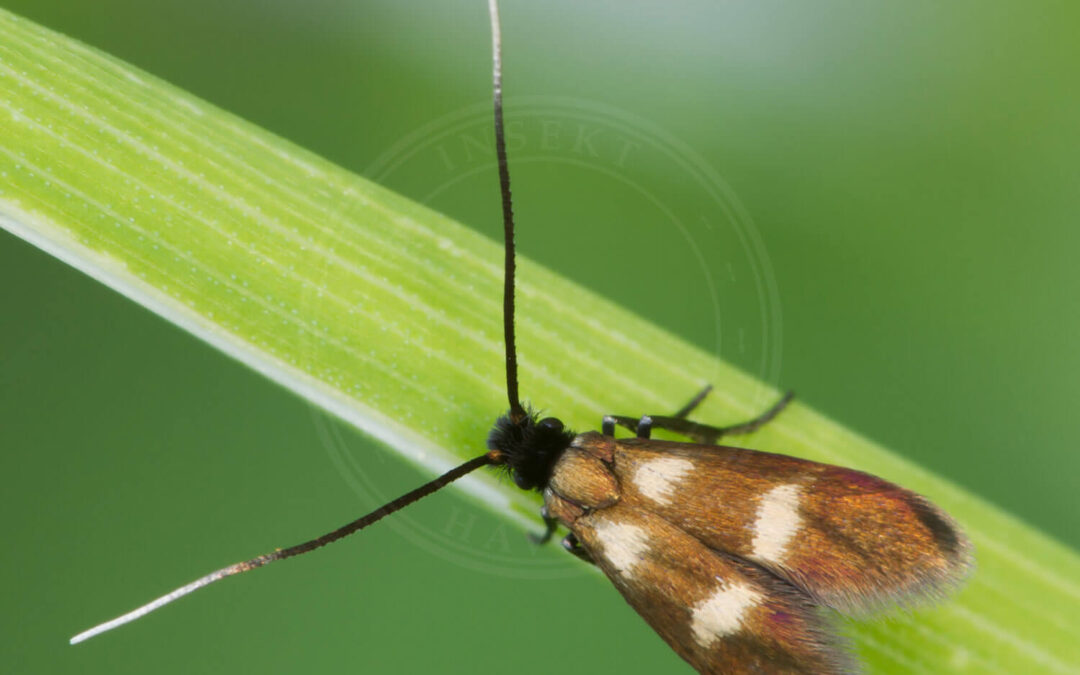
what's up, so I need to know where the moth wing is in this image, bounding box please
[604,435,973,615]
[572,503,855,675]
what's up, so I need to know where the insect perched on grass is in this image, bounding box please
[71,1,973,671]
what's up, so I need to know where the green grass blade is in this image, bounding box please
[1,9,1077,673]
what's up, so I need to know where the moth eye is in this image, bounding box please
[538,417,564,433]
[513,471,534,490]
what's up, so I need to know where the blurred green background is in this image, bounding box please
[2,1,1078,673]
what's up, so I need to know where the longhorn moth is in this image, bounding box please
[71,1,973,672]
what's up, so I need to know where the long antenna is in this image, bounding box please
[71,1,518,646]
[488,0,525,421]
[70,452,495,644]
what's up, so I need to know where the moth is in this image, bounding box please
[72,1,973,672]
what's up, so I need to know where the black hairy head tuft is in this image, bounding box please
[487,408,575,491]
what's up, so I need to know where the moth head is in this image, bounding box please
[487,409,575,491]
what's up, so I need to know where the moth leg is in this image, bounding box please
[671,384,713,419]
[610,391,795,444]
[636,415,653,439]
[561,533,594,564]
[696,390,795,437]
[601,385,711,436]
[602,415,655,438]
[529,507,559,545]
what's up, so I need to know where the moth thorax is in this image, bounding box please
[548,448,619,511]
[486,410,576,491]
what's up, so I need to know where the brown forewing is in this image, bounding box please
[571,503,854,675]
[601,434,973,614]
